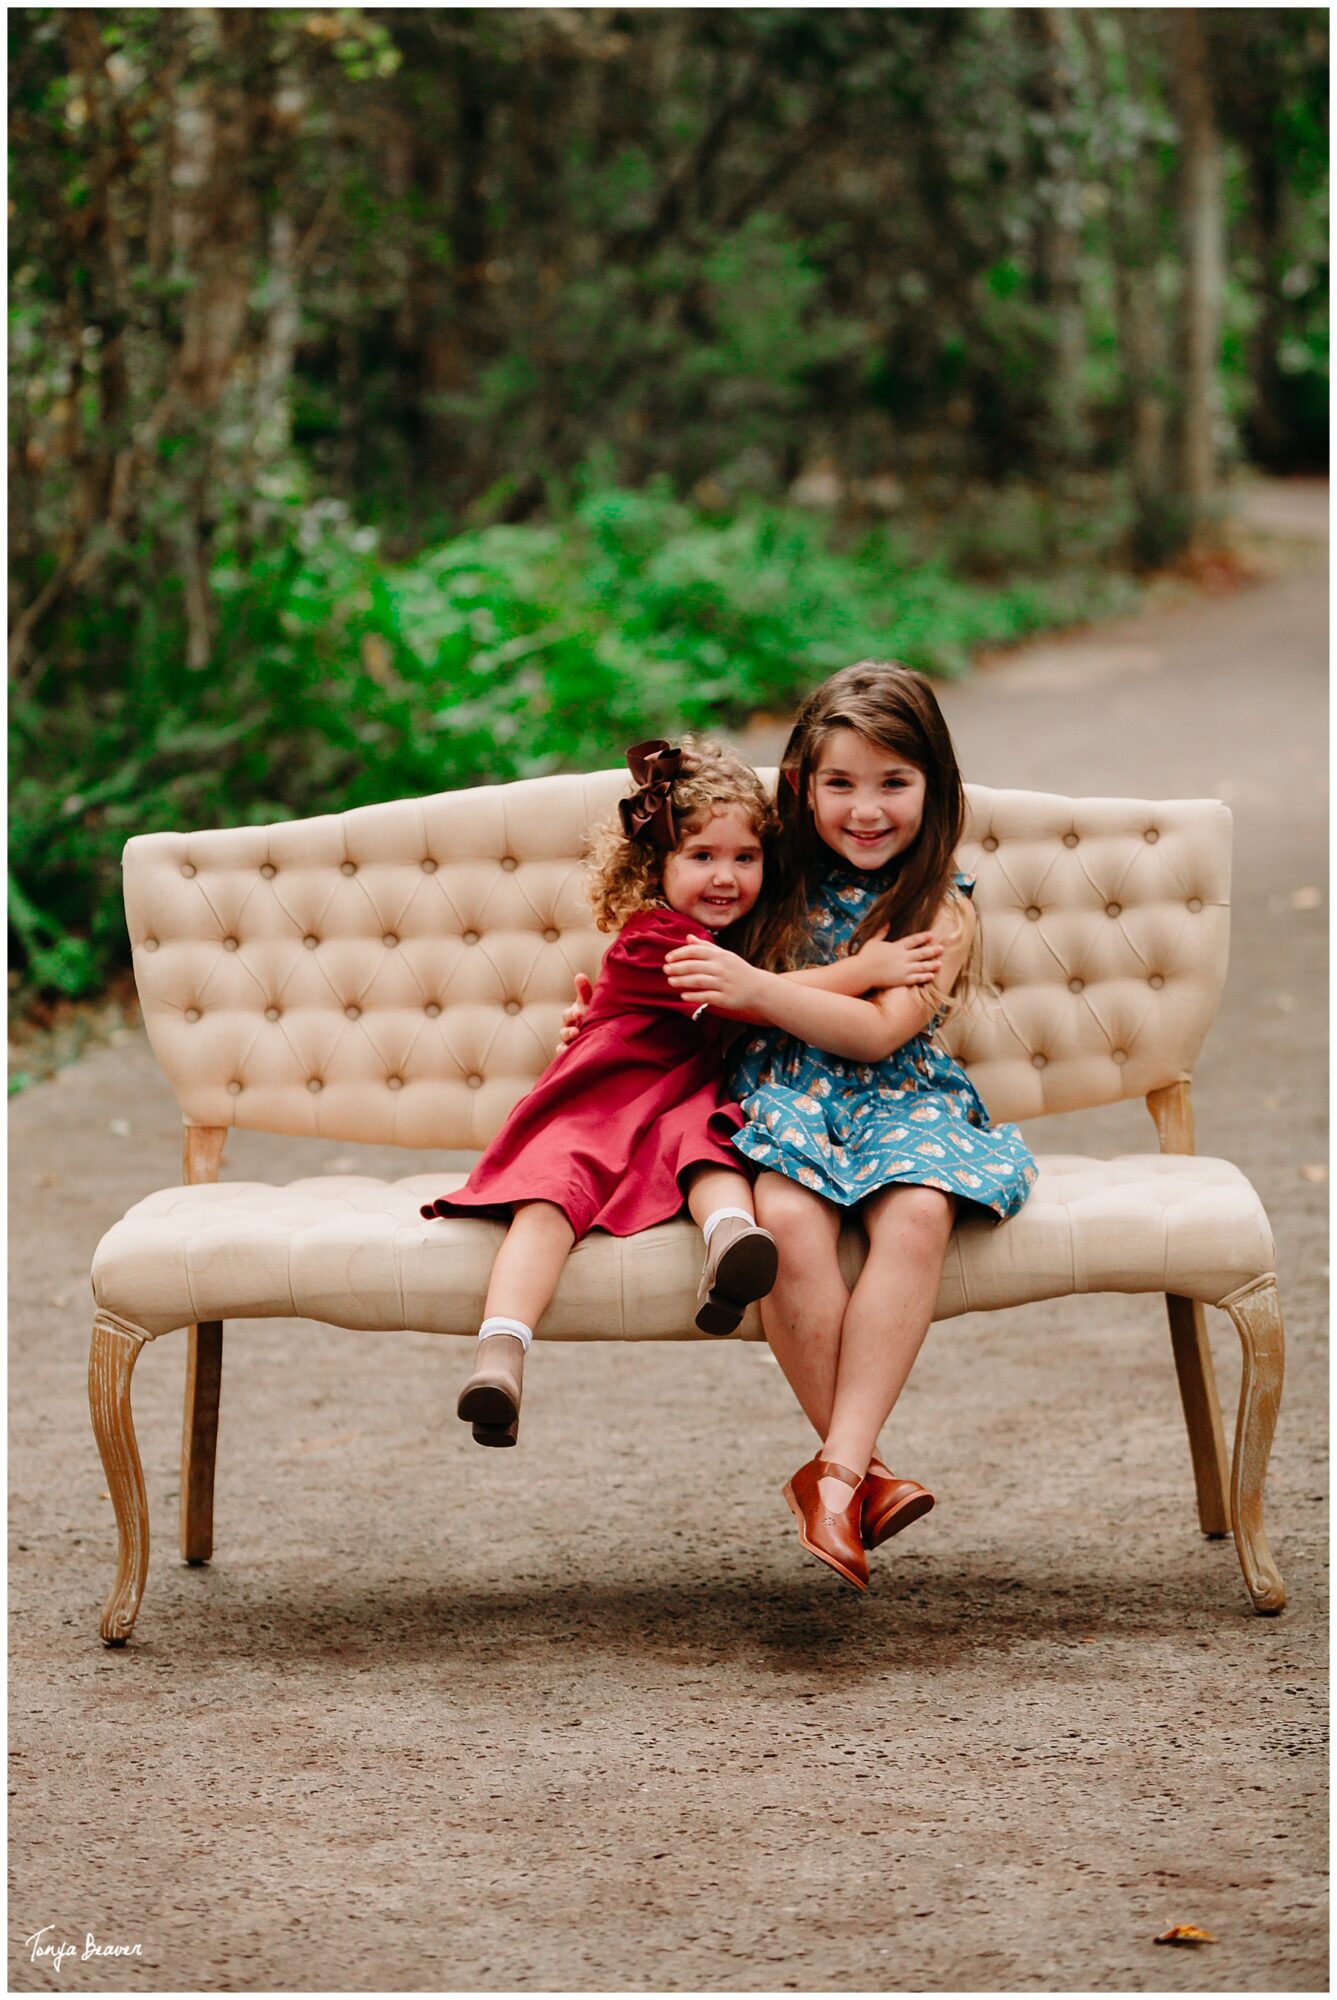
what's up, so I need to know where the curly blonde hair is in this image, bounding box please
[586,735,777,933]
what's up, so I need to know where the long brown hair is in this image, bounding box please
[745,663,971,1001]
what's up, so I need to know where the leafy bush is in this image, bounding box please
[8,484,1137,1001]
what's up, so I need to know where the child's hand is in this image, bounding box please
[853,931,944,991]
[664,936,764,1015]
[555,973,594,1052]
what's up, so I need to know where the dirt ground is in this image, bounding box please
[8,482,1327,1993]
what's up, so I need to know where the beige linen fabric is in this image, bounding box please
[91,1156,1274,1343]
[123,776,1230,1144]
[96,773,1270,1344]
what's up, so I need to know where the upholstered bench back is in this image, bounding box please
[123,775,1230,1148]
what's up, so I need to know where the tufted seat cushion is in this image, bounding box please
[91,1154,1274,1343]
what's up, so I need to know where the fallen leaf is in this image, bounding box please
[1154,1924,1216,1946]
[1289,886,1321,910]
[1300,1164,1328,1183]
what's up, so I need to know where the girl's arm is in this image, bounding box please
[783,932,942,997]
[665,900,974,1062]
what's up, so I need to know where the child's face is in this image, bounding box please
[661,809,764,930]
[808,727,926,870]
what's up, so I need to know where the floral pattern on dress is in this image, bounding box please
[729,863,1037,1221]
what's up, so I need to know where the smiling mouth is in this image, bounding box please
[845,828,893,843]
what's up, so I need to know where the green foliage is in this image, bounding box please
[7,6,1322,1007]
[8,483,1135,998]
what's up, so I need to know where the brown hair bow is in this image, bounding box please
[618,739,682,850]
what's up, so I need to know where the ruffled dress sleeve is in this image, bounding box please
[598,908,713,1021]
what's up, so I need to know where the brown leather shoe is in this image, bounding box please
[781,1456,870,1591]
[457,1333,525,1437]
[695,1219,779,1335]
[861,1467,935,1549]
[471,1417,519,1448]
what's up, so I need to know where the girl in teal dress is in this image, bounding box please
[664,661,1036,1593]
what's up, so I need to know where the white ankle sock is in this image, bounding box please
[702,1207,756,1246]
[478,1316,533,1353]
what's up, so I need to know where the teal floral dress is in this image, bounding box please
[729,863,1037,1221]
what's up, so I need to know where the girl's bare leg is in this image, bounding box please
[683,1165,756,1227]
[754,1173,848,1438]
[483,1200,576,1327]
[818,1183,955,1509]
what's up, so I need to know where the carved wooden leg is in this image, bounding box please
[1164,1293,1231,1537]
[1221,1277,1286,1615]
[88,1310,151,1646]
[180,1322,223,1565]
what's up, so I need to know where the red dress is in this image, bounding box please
[422,907,747,1239]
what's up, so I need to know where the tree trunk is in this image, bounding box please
[1022,8,1087,469]
[1169,10,1224,548]
[1084,10,1180,567]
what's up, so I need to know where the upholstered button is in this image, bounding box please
[1112,1049,1128,1065]
[1031,1053,1048,1069]
[222,936,238,952]
[1025,906,1041,922]
[387,1075,403,1091]
[1148,973,1165,990]
[344,1004,361,1021]
[1144,828,1159,843]
[982,836,999,852]
[1187,897,1203,912]
[1063,832,1079,849]
[1068,977,1084,995]
[264,1006,280,1022]
[1105,902,1122,918]
[341,860,357,876]
[466,1072,483,1089]
[421,858,438,874]
[504,999,521,1016]
[307,1078,323,1093]
[181,862,196,878]
[260,863,276,880]
[143,937,158,952]
[303,934,319,950]
[227,1080,242,1096]
[501,856,518,872]
[462,930,479,945]
[185,1008,201,1024]
[542,927,560,943]
[424,1002,441,1019]
[382,933,399,948]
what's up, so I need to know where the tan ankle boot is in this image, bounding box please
[694,1218,779,1336]
[457,1333,525,1435]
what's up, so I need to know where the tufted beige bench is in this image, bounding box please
[88,774,1286,1642]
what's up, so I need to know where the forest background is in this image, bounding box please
[7,5,1329,1022]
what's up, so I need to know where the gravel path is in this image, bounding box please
[9,483,1327,1991]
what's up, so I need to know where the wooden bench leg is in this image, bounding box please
[1221,1276,1286,1615]
[1165,1293,1231,1536]
[180,1322,223,1565]
[88,1311,150,1646]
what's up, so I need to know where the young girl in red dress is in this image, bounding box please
[423,735,944,1448]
